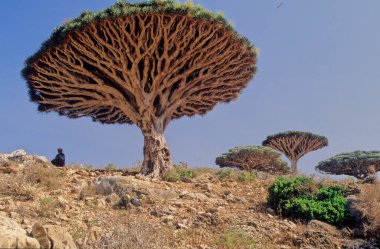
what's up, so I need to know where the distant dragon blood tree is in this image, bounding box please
[262,131,328,172]
[215,146,289,174]
[22,0,257,178]
[316,151,380,180]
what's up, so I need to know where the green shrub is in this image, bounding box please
[268,176,316,210]
[163,164,197,182]
[237,171,256,183]
[268,176,350,226]
[216,169,235,181]
[105,163,116,171]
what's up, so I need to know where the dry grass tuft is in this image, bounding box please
[5,175,39,200]
[0,164,64,201]
[80,217,174,249]
[213,226,255,249]
[22,165,64,191]
[354,183,380,238]
[37,196,59,218]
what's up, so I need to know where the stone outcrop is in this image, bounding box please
[0,149,50,173]
[32,223,77,249]
[0,215,40,249]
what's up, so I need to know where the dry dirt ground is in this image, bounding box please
[0,154,378,249]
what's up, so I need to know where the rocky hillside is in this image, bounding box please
[0,150,378,249]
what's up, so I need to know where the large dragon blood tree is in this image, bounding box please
[22,0,257,178]
[316,151,380,180]
[262,131,328,172]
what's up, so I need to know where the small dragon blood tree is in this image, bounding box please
[316,151,380,180]
[215,146,289,174]
[262,131,328,172]
[22,0,257,178]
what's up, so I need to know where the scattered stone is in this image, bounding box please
[182,192,211,203]
[179,190,189,197]
[162,215,174,223]
[342,238,379,249]
[285,220,297,229]
[9,212,19,219]
[206,208,218,214]
[176,223,189,230]
[308,220,341,237]
[266,207,275,215]
[58,196,69,209]
[58,213,69,221]
[130,198,141,206]
[105,193,121,206]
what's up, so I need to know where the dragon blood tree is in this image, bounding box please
[316,151,380,180]
[215,146,289,174]
[262,131,328,172]
[22,1,257,178]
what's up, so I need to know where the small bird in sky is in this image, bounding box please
[277,2,284,8]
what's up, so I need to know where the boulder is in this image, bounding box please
[9,149,27,159]
[95,176,178,202]
[0,150,51,173]
[0,215,40,249]
[32,223,50,249]
[44,225,77,249]
[33,224,77,249]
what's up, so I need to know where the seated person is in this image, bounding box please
[51,148,65,167]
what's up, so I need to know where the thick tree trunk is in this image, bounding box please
[140,121,173,178]
[290,159,298,173]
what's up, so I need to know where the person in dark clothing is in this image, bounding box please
[51,148,65,167]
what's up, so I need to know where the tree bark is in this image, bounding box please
[290,159,298,173]
[140,121,173,178]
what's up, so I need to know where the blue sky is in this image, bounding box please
[1,0,380,175]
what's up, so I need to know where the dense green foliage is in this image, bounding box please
[215,146,289,173]
[268,177,350,226]
[316,151,380,179]
[22,0,256,77]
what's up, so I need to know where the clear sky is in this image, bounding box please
[1,0,380,175]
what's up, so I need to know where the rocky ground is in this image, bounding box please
[0,150,378,249]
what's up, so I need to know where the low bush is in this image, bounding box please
[163,164,197,182]
[268,176,350,226]
[216,169,256,183]
[105,163,116,171]
[216,169,235,181]
[237,170,257,183]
